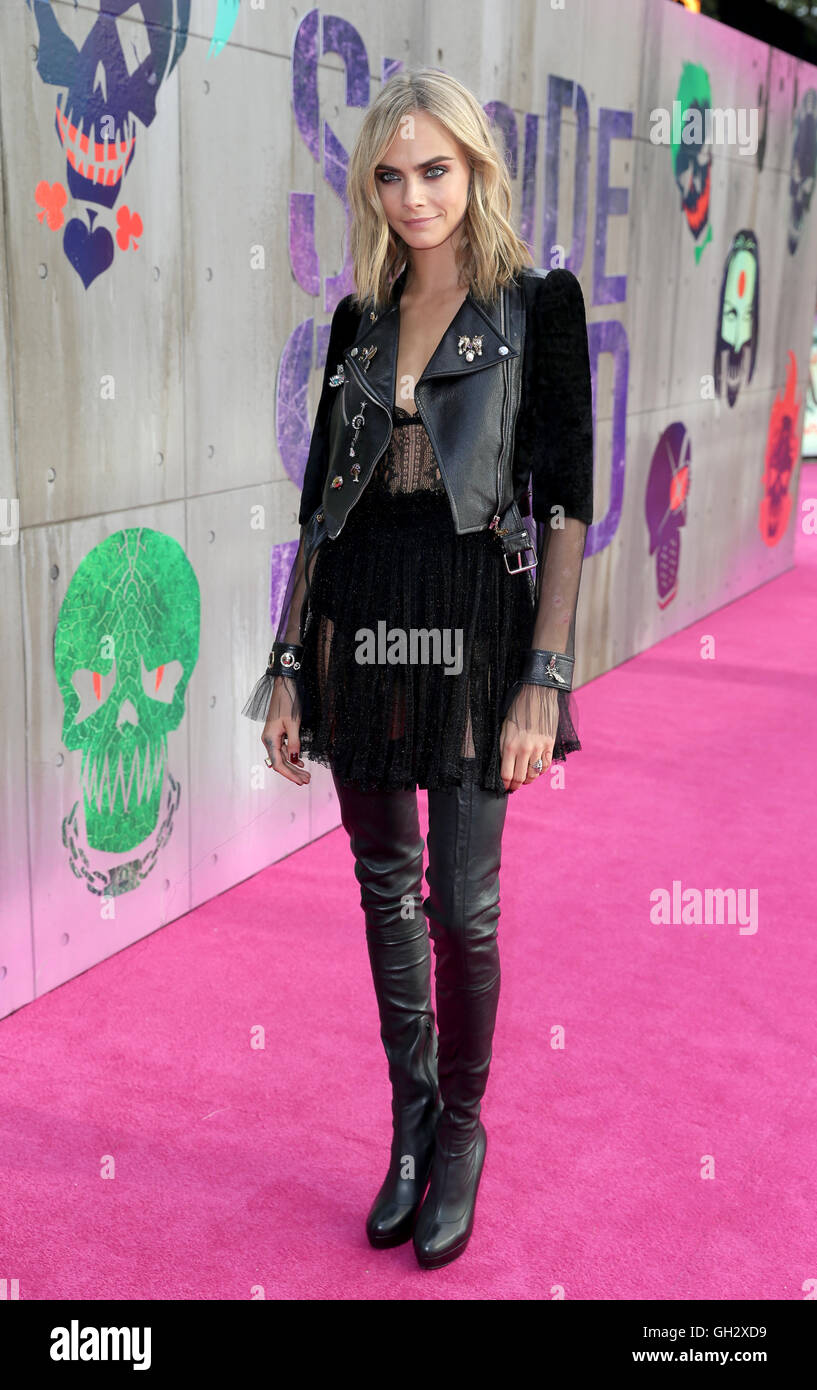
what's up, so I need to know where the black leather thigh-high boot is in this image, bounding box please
[413,773,509,1269]
[332,771,443,1248]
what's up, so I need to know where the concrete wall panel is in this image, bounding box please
[21,503,193,1000]
[1,0,814,1021]
[0,93,34,1016]
[2,1,186,531]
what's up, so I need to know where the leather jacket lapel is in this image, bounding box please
[342,266,520,414]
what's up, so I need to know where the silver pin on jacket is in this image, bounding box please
[331,344,379,485]
[457,334,483,362]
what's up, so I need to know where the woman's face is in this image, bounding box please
[374,109,472,253]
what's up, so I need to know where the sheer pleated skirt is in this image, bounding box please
[296,484,540,794]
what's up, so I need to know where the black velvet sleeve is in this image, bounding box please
[500,268,595,765]
[514,267,594,527]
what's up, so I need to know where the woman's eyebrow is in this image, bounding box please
[374,155,455,171]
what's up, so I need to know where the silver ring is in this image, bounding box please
[530,758,543,774]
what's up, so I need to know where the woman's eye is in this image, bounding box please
[376,166,447,183]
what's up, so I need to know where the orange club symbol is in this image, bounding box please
[34,181,143,254]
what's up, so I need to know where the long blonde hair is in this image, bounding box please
[346,68,533,312]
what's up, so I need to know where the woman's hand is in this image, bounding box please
[498,683,558,793]
[262,676,311,786]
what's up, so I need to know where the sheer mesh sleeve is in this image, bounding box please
[241,292,361,725]
[500,268,594,762]
[240,525,314,724]
[499,514,589,757]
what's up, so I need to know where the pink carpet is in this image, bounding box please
[2,467,815,1301]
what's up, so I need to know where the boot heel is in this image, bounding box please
[413,1121,487,1269]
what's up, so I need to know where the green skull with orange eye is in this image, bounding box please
[55,528,200,853]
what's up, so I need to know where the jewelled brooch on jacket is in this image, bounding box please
[457,334,483,362]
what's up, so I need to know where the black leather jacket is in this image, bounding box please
[314,261,525,541]
[242,264,594,754]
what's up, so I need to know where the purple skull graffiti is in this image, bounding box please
[788,88,817,256]
[645,422,691,609]
[26,0,190,285]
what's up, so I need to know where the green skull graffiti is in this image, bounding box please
[715,230,759,408]
[721,249,757,354]
[55,528,200,854]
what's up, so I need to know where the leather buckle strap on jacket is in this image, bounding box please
[492,495,538,576]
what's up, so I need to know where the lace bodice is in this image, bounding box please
[370,405,446,494]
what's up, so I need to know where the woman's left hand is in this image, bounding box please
[498,683,558,792]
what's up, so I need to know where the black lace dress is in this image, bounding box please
[242,267,594,793]
[273,405,559,795]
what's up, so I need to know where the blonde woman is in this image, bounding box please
[243,68,593,1269]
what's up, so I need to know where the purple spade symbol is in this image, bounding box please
[63,208,114,288]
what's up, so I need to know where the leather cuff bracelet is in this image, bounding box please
[519,649,574,690]
[267,642,303,677]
